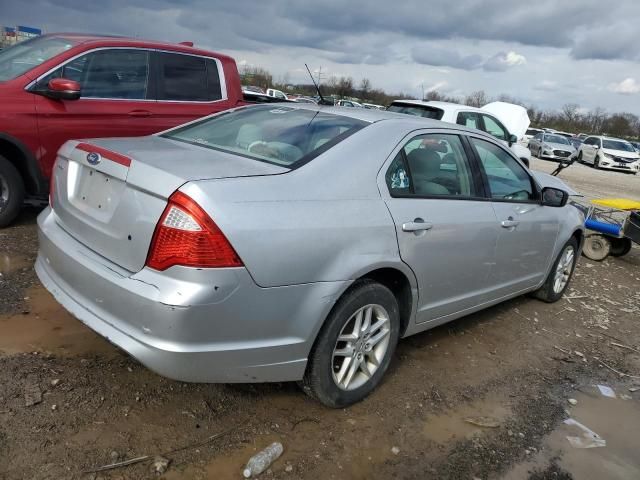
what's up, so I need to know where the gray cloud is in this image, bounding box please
[411,47,483,70]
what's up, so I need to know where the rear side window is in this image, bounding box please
[386,134,479,198]
[471,138,535,202]
[387,103,444,119]
[156,52,222,102]
[163,105,367,167]
[456,111,482,130]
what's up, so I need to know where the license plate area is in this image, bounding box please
[68,163,126,218]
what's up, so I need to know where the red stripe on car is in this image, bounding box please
[76,143,132,167]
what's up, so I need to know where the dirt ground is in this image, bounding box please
[1,157,639,480]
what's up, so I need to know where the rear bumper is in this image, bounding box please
[36,208,348,383]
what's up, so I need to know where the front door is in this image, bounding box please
[469,136,559,295]
[382,132,499,322]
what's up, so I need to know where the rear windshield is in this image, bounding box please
[162,106,368,167]
[602,139,635,152]
[0,35,78,81]
[387,103,444,120]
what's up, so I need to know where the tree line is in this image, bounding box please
[240,65,640,140]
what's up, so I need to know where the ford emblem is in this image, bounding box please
[86,152,101,165]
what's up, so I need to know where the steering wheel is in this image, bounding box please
[247,140,269,153]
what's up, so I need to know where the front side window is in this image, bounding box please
[386,134,479,197]
[471,138,535,202]
[163,105,367,167]
[481,114,507,141]
[156,53,222,101]
[41,49,150,99]
[0,35,78,81]
[456,111,482,130]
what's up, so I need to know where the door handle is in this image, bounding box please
[501,217,520,228]
[402,219,433,232]
[128,110,152,117]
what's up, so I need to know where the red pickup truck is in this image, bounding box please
[0,33,246,226]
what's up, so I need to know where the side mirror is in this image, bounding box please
[45,78,81,100]
[541,187,568,207]
[508,133,518,146]
[593,144,600,149]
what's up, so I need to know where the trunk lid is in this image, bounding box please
[51,136,287,273]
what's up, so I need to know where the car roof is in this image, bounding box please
[43,33,235,62]
[592,135,629,142]
[390,99,484,113]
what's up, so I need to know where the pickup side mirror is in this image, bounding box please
[508,133,518,146]
[541,187,568,207]
[45,78,81,100]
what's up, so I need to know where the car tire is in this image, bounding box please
[581,234,611,261]
[609,237,632,257]
[577,151,583,163]
[533,237,578,303]
[0,154,25,228]
[301,280,400,408]
[594,155,601,169]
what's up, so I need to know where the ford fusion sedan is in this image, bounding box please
[529,133,576,161]
[577,136,640,173]
[36,105,584,407]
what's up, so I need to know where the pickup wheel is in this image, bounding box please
[0,155,25,228]
[533,237,578,303]
[301,280,400,408]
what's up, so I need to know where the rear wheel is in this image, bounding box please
[533,237,578,303]
[0,155,25,228]
[301,280,400,408]
[582,234,610,261]
[610,237,632,257]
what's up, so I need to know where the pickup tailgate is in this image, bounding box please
[50,136,287,273]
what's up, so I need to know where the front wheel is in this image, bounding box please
[577,151,583,163]
[582,234,610,261]
[594,155,601,169]
[0,155,25,228]
[533,237,578,303]
[301,280,400,408]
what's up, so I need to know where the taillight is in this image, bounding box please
[145,191,243,271]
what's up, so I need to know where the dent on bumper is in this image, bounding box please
[36,209,348,383]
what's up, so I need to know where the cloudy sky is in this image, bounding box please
[4,0,640,114]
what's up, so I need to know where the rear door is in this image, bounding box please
[33,48,157,179]
[147,51,234,127]
[469,136,559,295]
[381,130,499,322]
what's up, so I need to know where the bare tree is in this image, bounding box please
[562,103,580,124]
[359,78,372,100]
[464,90,488,108]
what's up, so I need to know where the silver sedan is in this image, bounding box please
[529,133,576,161]
[36,105,584,407]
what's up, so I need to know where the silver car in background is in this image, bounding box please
[36,105,584,407]
[529,132,576,161]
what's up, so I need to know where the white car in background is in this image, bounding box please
[577,136,640,174]
[387,100,532,166]
[336,99,365,108]
[266,88,288,100]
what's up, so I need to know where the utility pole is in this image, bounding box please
[315,66,324,86]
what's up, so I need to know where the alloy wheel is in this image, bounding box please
[553,245,575,294]
[331,304,391,391]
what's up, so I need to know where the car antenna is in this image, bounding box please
[305,63,332,106]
